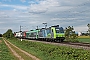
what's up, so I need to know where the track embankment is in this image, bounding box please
[24,39,90,50]
[3,38,40,60]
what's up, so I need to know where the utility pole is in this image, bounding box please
[43,23,47,29]
[37,26,38,29]
[20,25,22,41]
[20,25,21,32]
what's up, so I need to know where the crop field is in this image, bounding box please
[78,36,90,43]
[78,36,90,38]
[8,38,90,60]
[0,38,15,60]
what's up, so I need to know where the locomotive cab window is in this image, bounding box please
[56,28,60,33]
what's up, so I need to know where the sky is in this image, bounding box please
[0,0,90,34]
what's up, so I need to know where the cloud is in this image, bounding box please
[28,0,90,14]
[74,25,88,32]
[28,0,61,13]
[0,3,28,10]
[0,0,90,33]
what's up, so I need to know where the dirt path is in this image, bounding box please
[4,40,24,60]
[3,38,40,60]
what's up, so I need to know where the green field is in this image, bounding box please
[78,36,90,43]
[78,38,90,43]
[8,38,90,60]
[0,38,15,60]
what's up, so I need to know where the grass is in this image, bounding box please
[0,37,15,60]
[78,36,90,43]
[8,38,90,60]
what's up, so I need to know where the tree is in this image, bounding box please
[87,24,90,36]
[3,29,14,38]
[65,26,78,42]
[0,34,2,37]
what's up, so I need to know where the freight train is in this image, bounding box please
[14,25,65,42]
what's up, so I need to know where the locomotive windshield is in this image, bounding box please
[55,27,64,33]
[59,27,64,33]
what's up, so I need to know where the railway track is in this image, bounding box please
[60,42,90,50]
[62,42,90,47]
[24,39,90,50]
